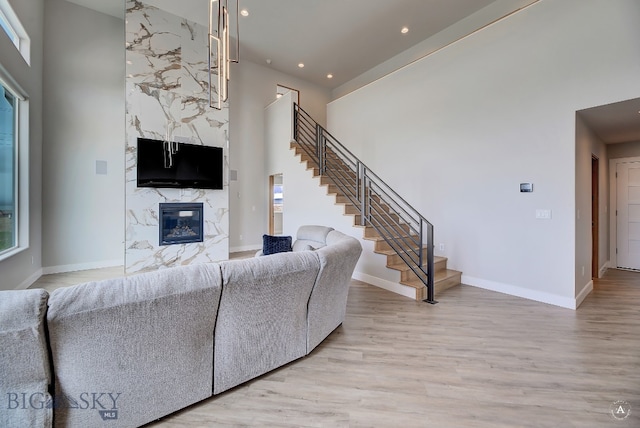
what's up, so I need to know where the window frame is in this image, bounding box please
[0,63,29,262]
[0,0,30,65]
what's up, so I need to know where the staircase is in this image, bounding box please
[292,104,461,302]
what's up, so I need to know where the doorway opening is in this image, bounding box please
[269,174,283,235]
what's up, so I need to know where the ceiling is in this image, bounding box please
[578,98,640,145]
[66,0,496,89]
[64,0,640,143]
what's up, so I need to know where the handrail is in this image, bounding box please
[293,103,436,304]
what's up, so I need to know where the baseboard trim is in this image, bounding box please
[16,268,44,290]
[575,280,593,309]
[43,259,123,275]
[352,272,416,300]
[599,261,610,278]
[462,275,578,310]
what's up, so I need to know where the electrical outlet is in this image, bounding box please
[239,234,243,241]
[439,243,445,251]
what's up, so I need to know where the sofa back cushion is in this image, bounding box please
[214,251,320,394]
[292,225,334,251]
[307,230,362,352]
[47,264,222,428]
[0,289,52,428]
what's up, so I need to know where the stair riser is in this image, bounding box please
[435,272,462,294]
[343,204,360,215]
[364,224,410,238]
[400,260,447,282]
[374,239,419,253]
[354,214,403,228]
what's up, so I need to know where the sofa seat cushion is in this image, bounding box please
[0,289,52,428]
[46,263,223,428]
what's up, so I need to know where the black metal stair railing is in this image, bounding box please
[293,103,437,304]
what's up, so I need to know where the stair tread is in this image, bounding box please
[386,256,447,271]
[374,247,425,256]
[400,269,461,286]
[363,234,418,242]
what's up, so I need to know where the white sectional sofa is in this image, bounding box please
[0,226,361,428]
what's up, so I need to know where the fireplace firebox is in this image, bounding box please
[159,203,204,246]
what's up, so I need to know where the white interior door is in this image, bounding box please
[616,162,640,269]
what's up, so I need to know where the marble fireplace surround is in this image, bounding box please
[125,1,229,274]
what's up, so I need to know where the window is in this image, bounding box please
[0,8,18,48]
[0,0,30,65]
[0,82,16,255]
[0,65,28,261]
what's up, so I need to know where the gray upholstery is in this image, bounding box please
[0,289,53,428]
[2,225,361,428]
[292,225,334,252]
[307,230,363,352]
[214,251,320,394]
[46,264,222,428]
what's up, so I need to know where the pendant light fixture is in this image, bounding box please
[209,0,239,109]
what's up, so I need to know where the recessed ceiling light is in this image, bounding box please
[401,27,409,34]
[298,63,305,68]
[240,9,249,17]
[327,74,333,79]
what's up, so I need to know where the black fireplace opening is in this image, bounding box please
[159,203,204,246]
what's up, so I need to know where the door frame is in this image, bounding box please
[591,155,599,278]
[609,156,640,269]
[269,175,275,235]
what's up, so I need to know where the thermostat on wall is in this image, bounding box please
[520,183,533,193]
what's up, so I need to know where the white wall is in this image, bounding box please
[575,114,608,304]
[42,0,124,272]
[326,0,640,308]
[0,0,44,290]
[229,59,331,251]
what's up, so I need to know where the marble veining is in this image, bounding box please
[125,0,229,274]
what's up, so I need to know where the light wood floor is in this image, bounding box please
[30,268,639,427]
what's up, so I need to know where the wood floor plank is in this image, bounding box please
[30,268,640,427]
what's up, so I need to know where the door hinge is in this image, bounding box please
[616,248,618,254]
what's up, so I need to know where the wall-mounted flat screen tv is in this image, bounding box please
[137,137,224,190]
